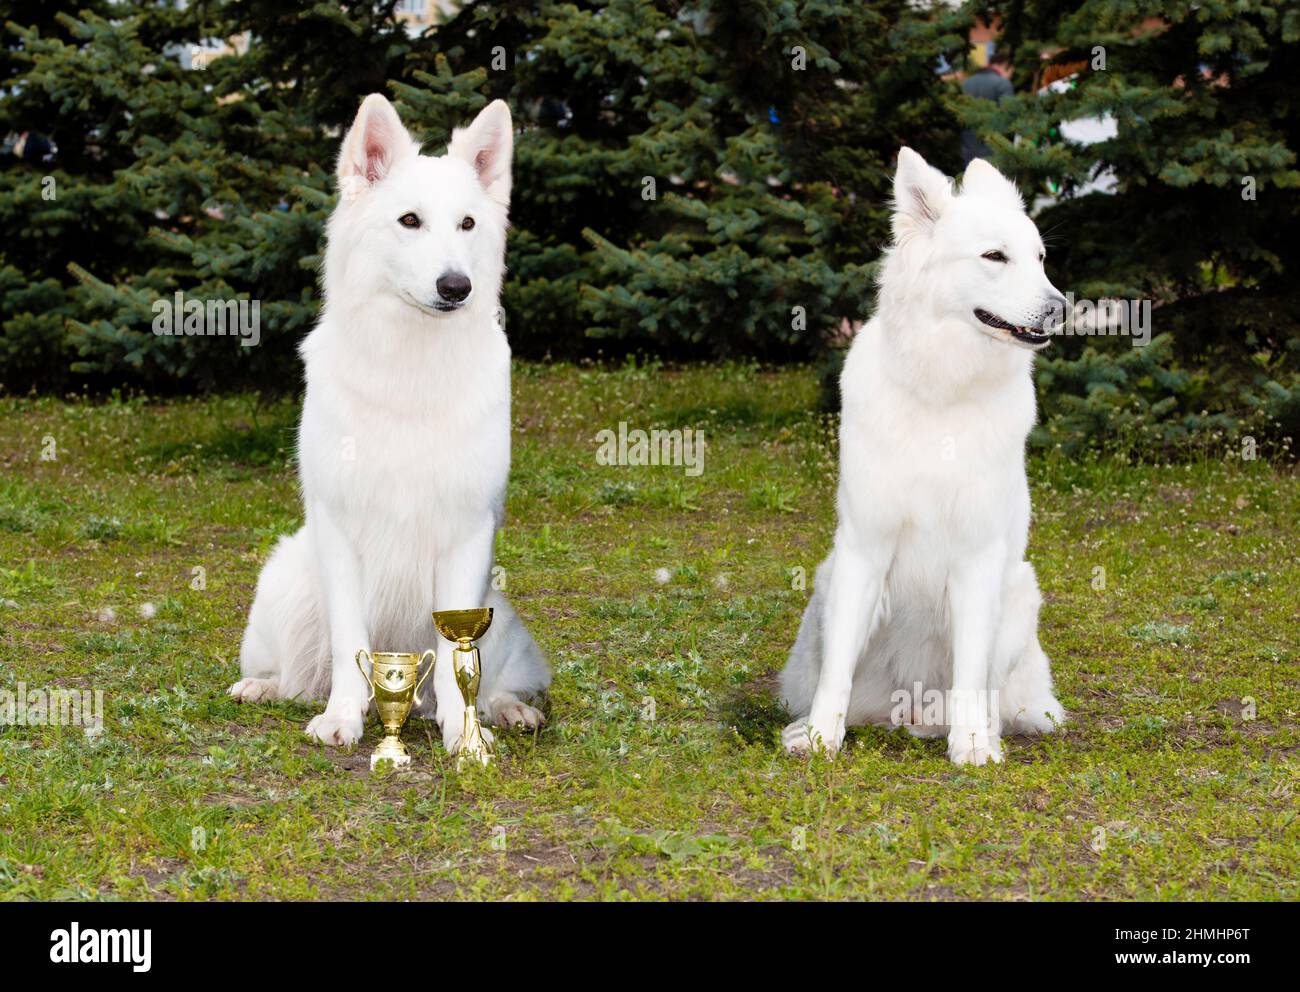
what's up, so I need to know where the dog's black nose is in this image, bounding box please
[436,272,472,303]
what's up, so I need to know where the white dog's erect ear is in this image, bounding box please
[337,93,416,193]
[962,158,1025,211]
[893,146,952,240]
[448,99,513,206]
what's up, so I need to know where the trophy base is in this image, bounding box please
[370,733,412,771]
[455,704,493,770]
[455,741,493,770]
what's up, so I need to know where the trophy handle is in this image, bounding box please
[413,649,436,708]
[354,649,376,703]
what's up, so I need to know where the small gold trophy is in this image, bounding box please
[432,608,494,768]
[354,649,435,770]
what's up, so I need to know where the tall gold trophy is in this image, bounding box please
[432,608,494,768]
[354,649,435,770]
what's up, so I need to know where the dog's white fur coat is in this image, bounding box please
[230,95,549,751]
[780,148,1066,764]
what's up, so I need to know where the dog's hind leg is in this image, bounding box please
[229,529,329,706]
[996,561,1065,735]
[477,586,549,731]
[428,520,547,752]
[782,542,889,757]
[230,612,280,702]
[778,559,828,726]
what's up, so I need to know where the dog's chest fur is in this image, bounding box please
[839,318,1036,611]
[295,309,511,638]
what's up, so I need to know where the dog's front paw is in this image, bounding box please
[947,726,1002,766]
[782,718,843,758]
[305,705,365,748]
[489,697,545,731]
[228,677,279,703]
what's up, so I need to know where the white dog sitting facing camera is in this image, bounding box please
[230,95,549,756]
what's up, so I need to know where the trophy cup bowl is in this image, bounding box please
[431,608,493,643]
[431,608,494,768]
[355,649,435,770]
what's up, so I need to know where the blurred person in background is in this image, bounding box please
[960,48,1014,165]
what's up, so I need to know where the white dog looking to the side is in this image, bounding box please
[781,147,1066,765]
[230,94,549,754]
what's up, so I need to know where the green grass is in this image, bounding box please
[0,362,1296,900]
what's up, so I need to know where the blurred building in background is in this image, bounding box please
[394,0,461,36]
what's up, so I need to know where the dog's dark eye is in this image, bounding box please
[398,213,421,229]
[460,216,475,231]
[981,250,1008,263]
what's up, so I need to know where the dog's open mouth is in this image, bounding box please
[975,308,1051,348]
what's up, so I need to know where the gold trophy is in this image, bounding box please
[432,608,494,768]
[354,649,435,770]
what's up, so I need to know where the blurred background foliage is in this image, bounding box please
[0,0,1295,457]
